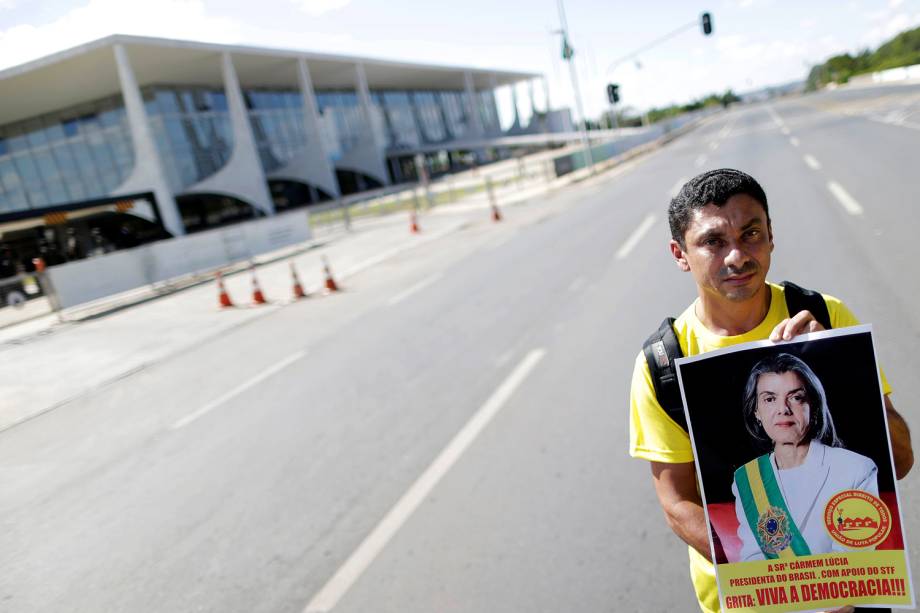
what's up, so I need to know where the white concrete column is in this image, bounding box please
[297,58,340,197]
[510,83,521,128]
[463,71,485,137]
[217,52,274,215]
[349,62,390,185]
[542,76,551,111]
[112,44,185,236]
[355,63,385,149]
[529,79,538,114]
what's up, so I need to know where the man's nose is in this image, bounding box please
[724,243,750,269]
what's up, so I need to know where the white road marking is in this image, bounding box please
[709,141,719,151]
[766,105,785,128]
[780,126,791,136]
[789,137,800,147]
[694,154,707,167]
[718,124,732,138]
[302,348,548,613]
[668,177,688,198]
[616,214,657,260]
[827,181,864,216]
[171,350,307,429]
[803,154,821,170]
[386,272,443,306]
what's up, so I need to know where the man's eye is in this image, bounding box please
[745,230,760,240]
[704,238,722,247]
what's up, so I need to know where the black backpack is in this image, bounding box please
[642,281,831,432]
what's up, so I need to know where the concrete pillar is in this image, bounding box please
[542,76,551,111]
[355,63,383,149]
[112,44,184,236]
[510,83,521,128]
[352,62,390,185]
[297,58,340,197]
[217,52,274,215]
[463,71,485,138]
[529,79,538,115]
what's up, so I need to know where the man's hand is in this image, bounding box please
[650,462,711,560]
[769,310,825,341]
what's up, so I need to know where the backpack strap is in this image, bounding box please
[780,281,831,330]
[642,317,687,431]
[643,283,832,435]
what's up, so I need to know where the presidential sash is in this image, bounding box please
[734,455,812,559]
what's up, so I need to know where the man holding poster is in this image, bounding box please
[627,168,914,612]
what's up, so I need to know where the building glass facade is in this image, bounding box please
[315,91,364,160]
[0,82,506,217]
[244,89,311,174]
[142,86,233,191]
[478,90,501,135]
[0,96,134,214]
[374,91,421,150]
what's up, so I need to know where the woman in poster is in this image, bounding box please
[732,353,879,561]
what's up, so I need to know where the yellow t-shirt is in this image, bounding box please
[628,282,891,612]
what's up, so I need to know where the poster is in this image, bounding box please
[675,325,914,612]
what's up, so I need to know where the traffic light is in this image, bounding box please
[562,36,575,60]
[701,12,713,36]
[606,83,620,104]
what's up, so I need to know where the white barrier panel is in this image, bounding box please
[46,210,311,309]
[872,63,920,83]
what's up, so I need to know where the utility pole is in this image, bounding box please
[556,0,594,173]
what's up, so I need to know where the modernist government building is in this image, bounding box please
[0,35,566,271]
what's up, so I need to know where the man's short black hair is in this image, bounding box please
[668,168,770,246]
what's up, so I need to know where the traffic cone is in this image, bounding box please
[290,261,307,300]
[251,267,267,305]
[491,203,503,222]
[409,209,420,234]
[216,271,234,308]
[322,255,340,293]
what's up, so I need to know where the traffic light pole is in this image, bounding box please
[609,101,619,129]
[556,0,595,174]
[605,13,712,76]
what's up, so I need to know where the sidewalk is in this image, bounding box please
[0,113,716,433]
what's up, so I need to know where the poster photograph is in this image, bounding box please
[676,325,914,612]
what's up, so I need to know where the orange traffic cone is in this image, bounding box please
[251,267,267,305]
[216,271,234,308]
[491,203,503,222]
[409,209,420,234]
[290,261,307,300]
[322,255,340,293]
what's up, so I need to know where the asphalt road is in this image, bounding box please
[2,84,920,613]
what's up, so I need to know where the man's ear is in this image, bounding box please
[669,239,690,272]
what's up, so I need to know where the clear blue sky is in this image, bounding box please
[1,0,918,125]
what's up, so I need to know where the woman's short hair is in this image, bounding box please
[741,353,842,449]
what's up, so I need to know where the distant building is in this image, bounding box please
[0,35,562,268]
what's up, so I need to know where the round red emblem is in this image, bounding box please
[824,489,892,548]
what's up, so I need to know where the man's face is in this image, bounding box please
[670,194,773,302]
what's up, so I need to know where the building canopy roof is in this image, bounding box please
[0,35,540,126]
